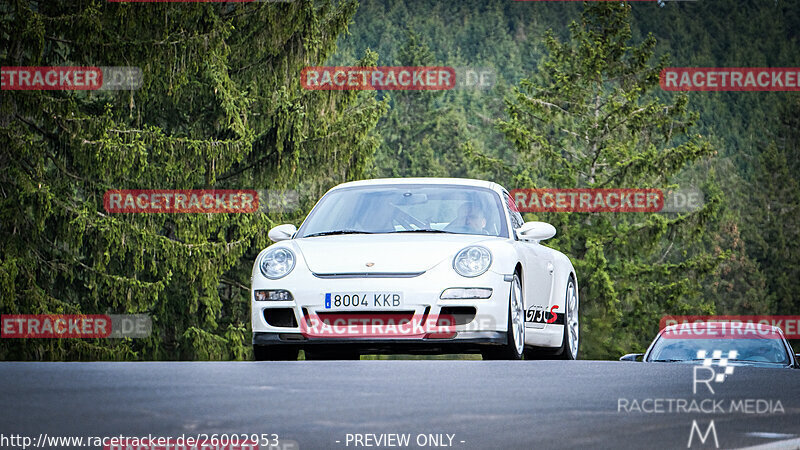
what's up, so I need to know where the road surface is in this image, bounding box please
[1,361,798,449]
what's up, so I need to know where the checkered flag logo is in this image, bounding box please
[697,350,737,382]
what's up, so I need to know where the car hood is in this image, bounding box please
[294,233,498,274]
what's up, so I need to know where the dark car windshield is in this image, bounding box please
[296,184,508,238]
[648,337,790,364]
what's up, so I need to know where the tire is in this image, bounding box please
[304,346,360,360]
[555,276,579,360]
[253,345,299,361]
[482,272,524,360]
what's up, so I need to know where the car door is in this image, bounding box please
[502,190,555,329]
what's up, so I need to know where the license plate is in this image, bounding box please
[324,292,403,309]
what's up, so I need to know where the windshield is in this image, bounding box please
[296,184,508,238]
[648,337,790,364]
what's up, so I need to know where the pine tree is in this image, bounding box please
[373,30,469,178]
[497,3,724,358]
[0,0,386,360]
[743,98,800,316]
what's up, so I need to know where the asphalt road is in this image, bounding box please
[1,361,799,450]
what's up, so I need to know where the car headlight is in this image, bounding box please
[260,247,296,279]
[453,246,492,277]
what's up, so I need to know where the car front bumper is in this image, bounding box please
[252,330,507,354]
[251,261,512,349]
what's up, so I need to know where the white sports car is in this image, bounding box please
[251,178,579,360]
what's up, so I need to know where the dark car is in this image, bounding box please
[620,321,800,369]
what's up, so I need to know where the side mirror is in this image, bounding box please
[620,353,644,362]
[268,224,297,242]
[517,221,556,242]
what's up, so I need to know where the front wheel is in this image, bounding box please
[556,276,579,360]
[482,273,524,360]
[524,275,579,360]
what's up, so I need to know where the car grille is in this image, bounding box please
[312,272,425,279]
[312,311,416,323]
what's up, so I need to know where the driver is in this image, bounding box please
[447,202,487,234]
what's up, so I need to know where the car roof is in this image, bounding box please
[330,177,503,194]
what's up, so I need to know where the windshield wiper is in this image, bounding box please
[304,230,374,238]
[652,358,785,364]
[726,359,784,364]
[389,229,455,234]
[651,359,699,362]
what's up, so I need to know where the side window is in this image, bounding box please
[503,191,524,230]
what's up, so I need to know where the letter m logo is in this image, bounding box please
[688,420,718,448]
